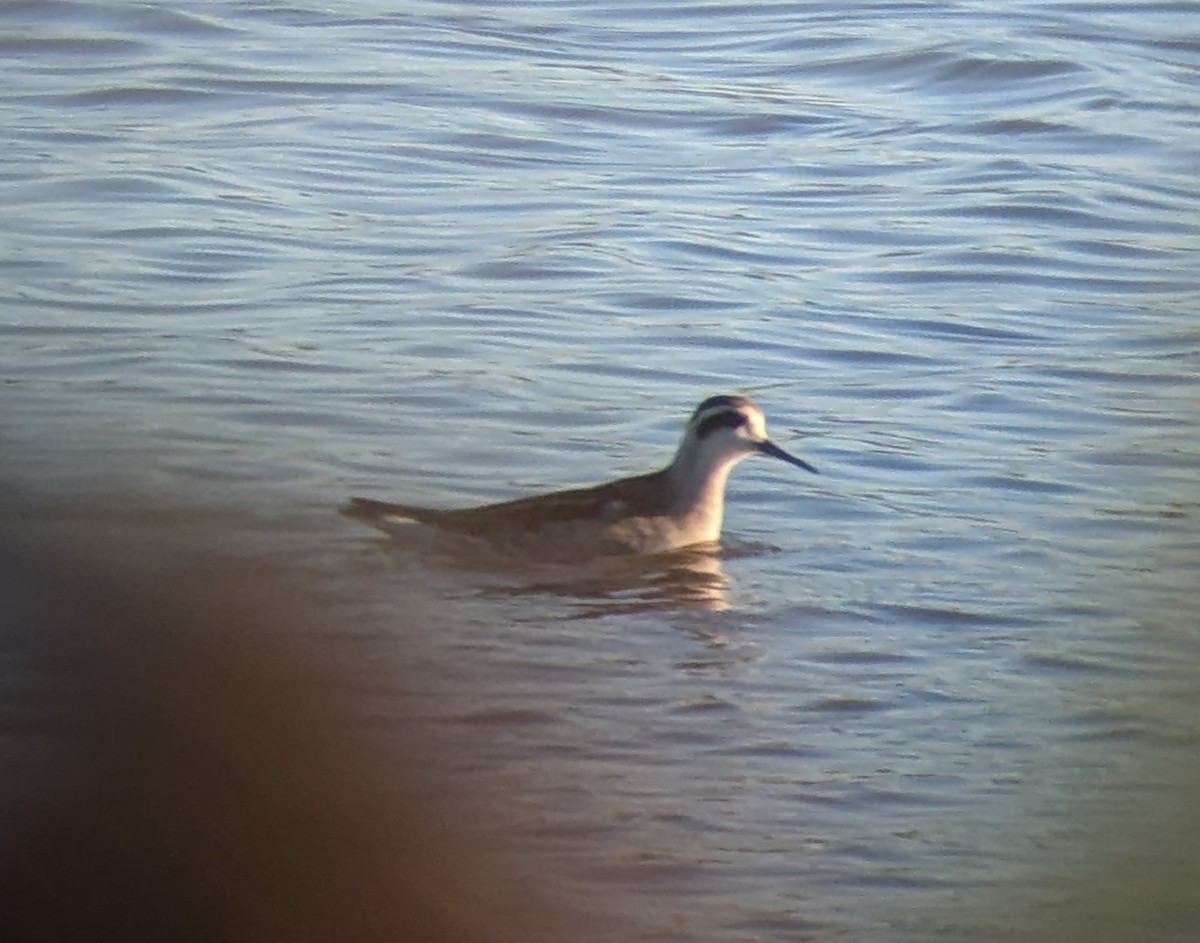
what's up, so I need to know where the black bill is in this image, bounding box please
[758,439,818,474]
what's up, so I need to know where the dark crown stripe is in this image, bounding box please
[695,409,746,440]
[693,395,745,417]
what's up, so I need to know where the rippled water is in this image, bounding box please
[3,2,1199,940]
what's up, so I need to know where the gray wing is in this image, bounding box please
[341,470,670,537]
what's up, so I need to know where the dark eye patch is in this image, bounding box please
[695,409,747,440]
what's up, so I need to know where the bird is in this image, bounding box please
[342,394,816,559]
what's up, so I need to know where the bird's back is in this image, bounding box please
[342,468,672,539]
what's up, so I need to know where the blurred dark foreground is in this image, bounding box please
[0,501,588,943]
[3,490,1199,943]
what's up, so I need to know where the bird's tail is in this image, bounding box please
[340,497,421,525]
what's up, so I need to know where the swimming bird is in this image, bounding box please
[342,395,816,559]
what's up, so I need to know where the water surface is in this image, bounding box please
[2,2,1199,940]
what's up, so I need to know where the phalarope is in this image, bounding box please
[342,395,816,558]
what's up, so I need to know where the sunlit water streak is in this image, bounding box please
[2,1,1199,939]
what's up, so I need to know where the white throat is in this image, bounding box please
[665,439,753,540]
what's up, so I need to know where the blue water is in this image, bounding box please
[2,2,1199,940]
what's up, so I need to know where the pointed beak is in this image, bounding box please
[758,439,818,474]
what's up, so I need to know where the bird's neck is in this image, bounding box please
[664,450,739,536]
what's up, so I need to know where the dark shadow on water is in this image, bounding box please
[8,488,1199,943]
[0,496,617,943]
[484,547,734,617]
[344,519,745,614]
